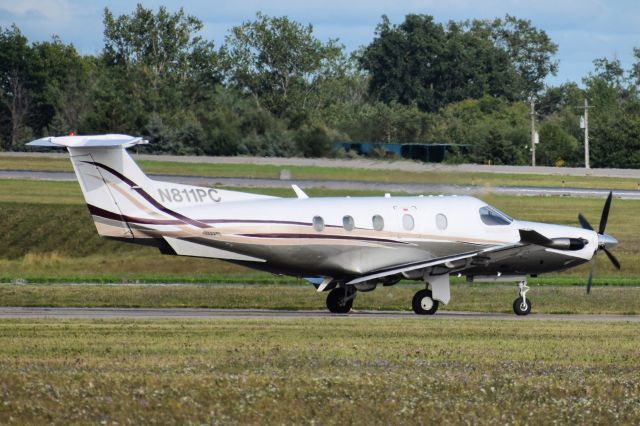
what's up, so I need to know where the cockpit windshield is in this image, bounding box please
[479,205,513,226]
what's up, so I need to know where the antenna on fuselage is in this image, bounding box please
[291,185,309,199]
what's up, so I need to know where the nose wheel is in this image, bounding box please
[513,281,532,315]
[412,289,439,315]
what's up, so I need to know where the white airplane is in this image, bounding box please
[28,134,620,315]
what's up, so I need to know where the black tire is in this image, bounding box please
[326,287,354,314]
[513,297,532,316]
[412,289,439,315]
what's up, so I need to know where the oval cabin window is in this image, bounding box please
[312,216,325,232]
[436,213,448,230]
[343,215,355,231]
[372,215,384,231]
[402,214,415,231]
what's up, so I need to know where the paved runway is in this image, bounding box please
[7,151,640,179]
[1,307,638,322]
[2,170,640,199]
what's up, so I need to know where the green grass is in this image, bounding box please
[1,318,639,424]
[3,153,640,189]
[0,179,84,204]
[1,283,640,314]
[0,155,72,172]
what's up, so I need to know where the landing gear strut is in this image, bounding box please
[412,289,439,315]
[513,280,532,316]
[326,286,356,313]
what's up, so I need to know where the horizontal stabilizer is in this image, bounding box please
[27,134,148,149]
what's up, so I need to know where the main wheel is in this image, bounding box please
[513,296,532,316]
[326,287,354,313]
[412,289,439,315]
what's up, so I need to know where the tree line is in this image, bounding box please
[1,4,640,168]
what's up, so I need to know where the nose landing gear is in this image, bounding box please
[513,280,532,315]
[412,289,439,315]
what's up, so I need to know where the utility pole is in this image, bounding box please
[530,100,536,167]
[582,98,593,170]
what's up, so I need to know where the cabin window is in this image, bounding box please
[479,206,513,226]
[343,215,355,231]
[312,216,325,232]
[436,213,448,230]
[372,214,384,231]
[402,214,415,231]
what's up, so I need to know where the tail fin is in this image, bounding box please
[30,135,151,241]
[28,134,272,244]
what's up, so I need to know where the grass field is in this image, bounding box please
[1,283,640,314]
[1,318,639,424]
[1,160,639,425]
[4,153,640,189]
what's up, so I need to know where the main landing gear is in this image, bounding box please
[513,280,532,316]
[326,286,356,313]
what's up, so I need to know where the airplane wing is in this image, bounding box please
[345,241,535,286]
[346,226,589,286]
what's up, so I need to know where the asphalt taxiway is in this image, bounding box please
[2,170,640,199]
[0,307,638,322]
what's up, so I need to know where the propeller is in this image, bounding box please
[578,191,620,294]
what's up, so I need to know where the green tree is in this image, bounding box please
[222,12,346,120]
[0,25,35,150]
[536,82,583,117]
[31,37,93,135]
[103,4,218,87]
[358,15,445,112]
[342,101,431,144]
[96,4,221,152]
[630,47,640,88]
[295,124,332,157]
[536,120,579,166]
[429,96,529,164]
[359,15,521,112]
[583,69,640,168]
[590,57,627,89]
[468,15,558,97]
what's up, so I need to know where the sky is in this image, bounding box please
[0,0,639,86]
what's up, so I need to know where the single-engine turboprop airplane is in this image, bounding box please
[28,134,621,315]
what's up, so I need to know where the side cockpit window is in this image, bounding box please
[479,206,513,226]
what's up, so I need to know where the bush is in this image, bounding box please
[295,124,332,158]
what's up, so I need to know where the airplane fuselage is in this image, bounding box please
[118,194,598,279]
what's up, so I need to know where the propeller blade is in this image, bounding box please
[602,247,621,270]
[598,191,613,234]
[586,257,596,294]
[578,213,594,231]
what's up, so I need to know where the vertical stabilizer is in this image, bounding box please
[27,134,276,243]
[28,135,151,240]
